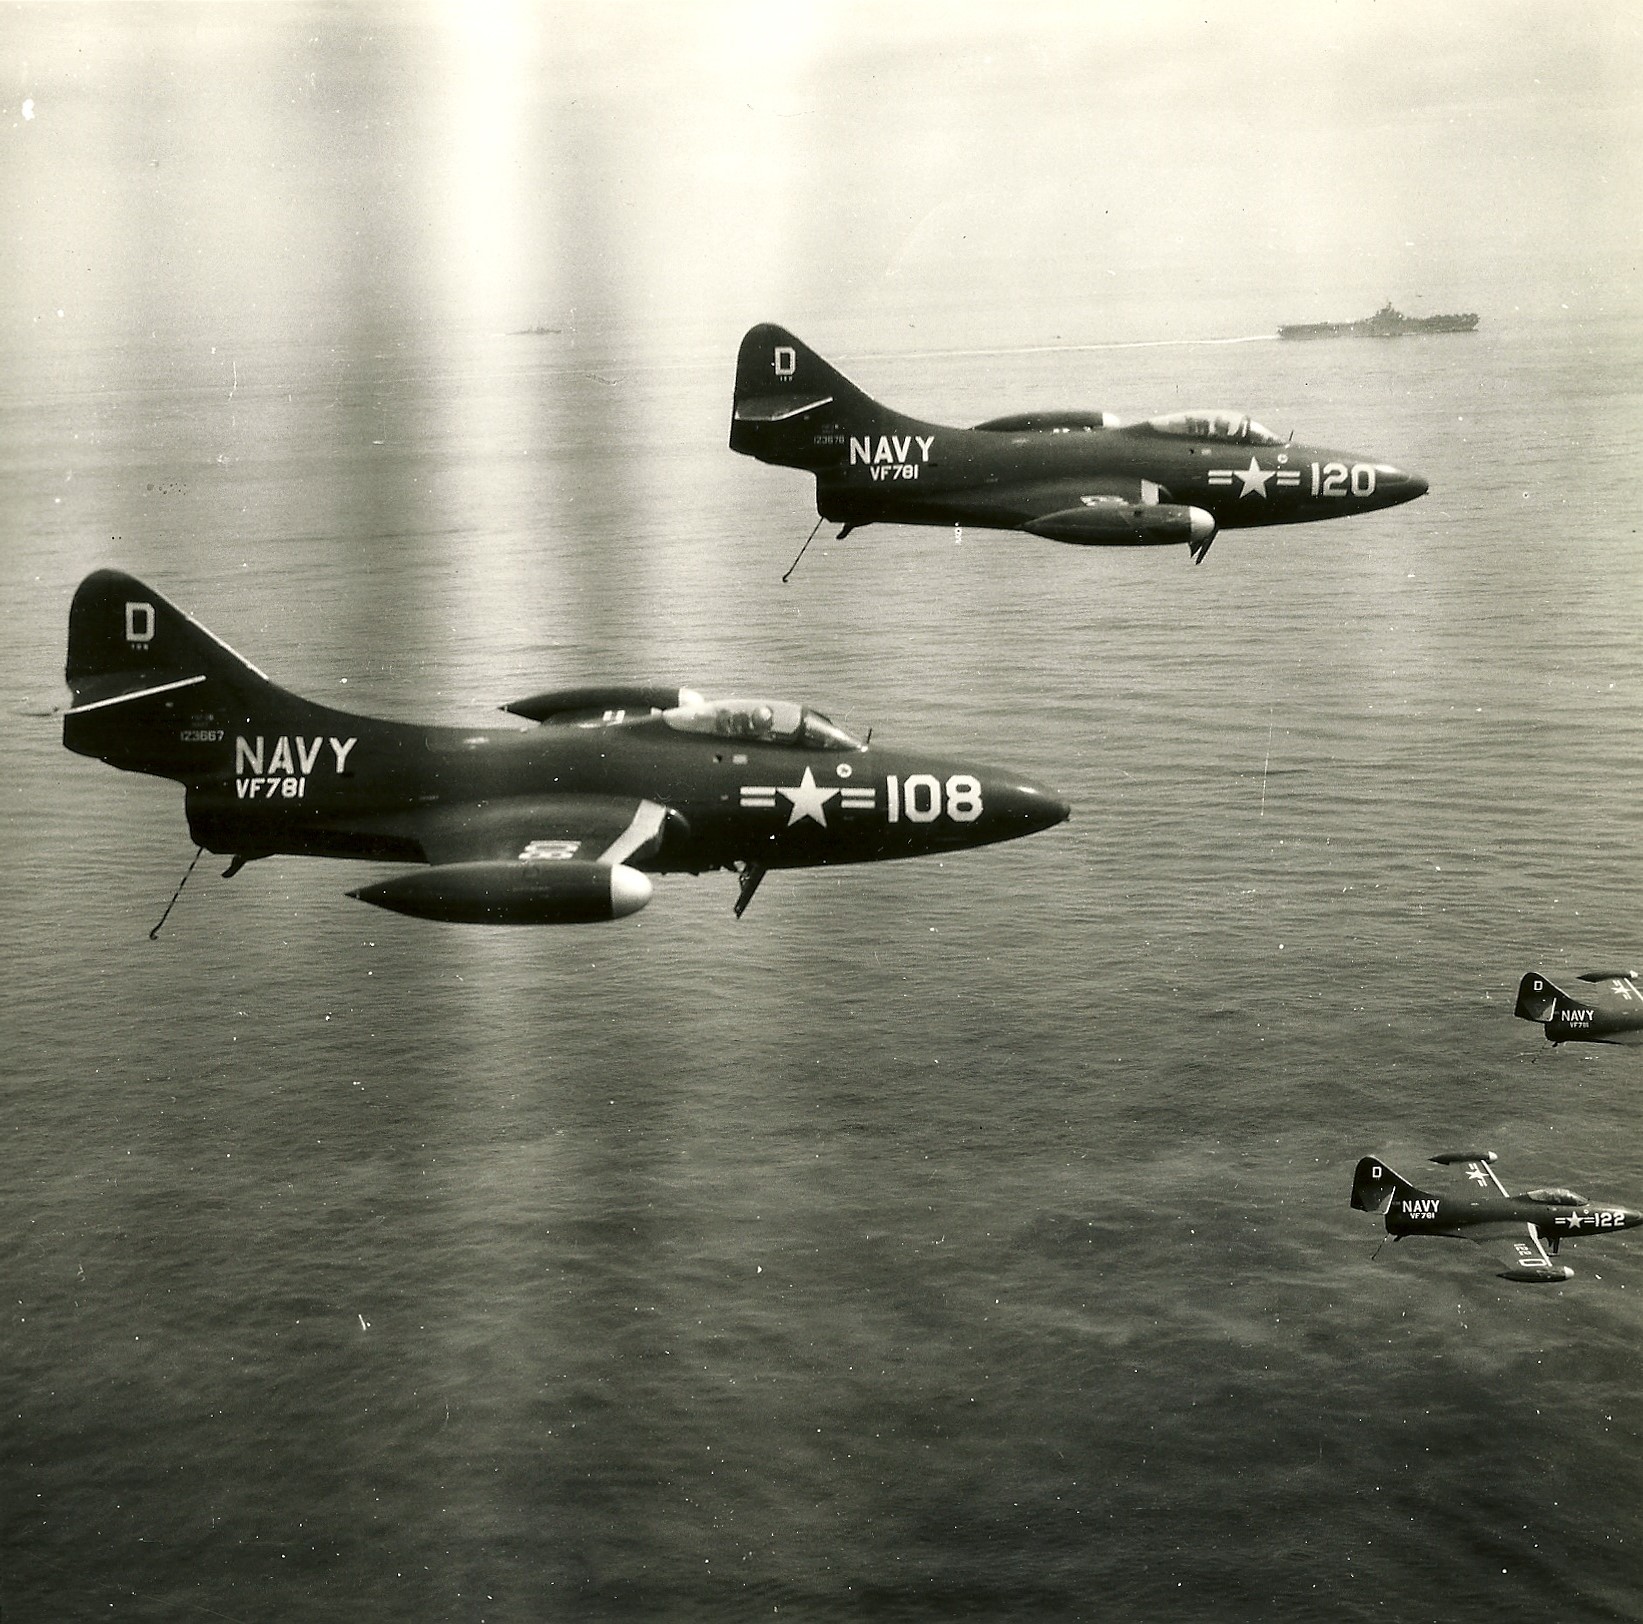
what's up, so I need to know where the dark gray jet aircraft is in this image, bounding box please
[1515,969,1643,1045]
[1351,1151,1640,1283]
[62,570,1070,924]
[731,323,1428,563]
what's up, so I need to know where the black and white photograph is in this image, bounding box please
[4,2,1641,1617]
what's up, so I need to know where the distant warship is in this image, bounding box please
[1278,303,1479,340]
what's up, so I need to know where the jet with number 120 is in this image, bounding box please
[731,323,1428,564]
[62,570,1069,925]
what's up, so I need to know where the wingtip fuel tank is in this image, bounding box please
[349,861,654,925]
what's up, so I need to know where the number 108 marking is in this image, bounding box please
[885,773,983,823]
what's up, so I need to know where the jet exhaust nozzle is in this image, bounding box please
[350,860,652,925]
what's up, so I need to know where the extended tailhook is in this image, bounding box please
[782,517,826,584]
[149,845,204,940]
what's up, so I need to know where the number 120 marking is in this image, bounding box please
[1311,462,1377,497]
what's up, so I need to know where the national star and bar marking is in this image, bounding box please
[1206,458,1303,499]
[778,767,838,826]
[739,769,878,825]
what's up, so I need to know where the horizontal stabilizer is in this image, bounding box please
[733,393,834,424]
[65,570,270,708]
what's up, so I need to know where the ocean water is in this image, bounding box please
[3,310,1642,1621]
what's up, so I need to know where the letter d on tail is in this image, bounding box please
[1351,1156,1403,1213]
[1514,971,1561,1024]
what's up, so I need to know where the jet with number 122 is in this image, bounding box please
[62,570,1069,925]
[731,323,1428,564]
[1351,1151,1640,1283]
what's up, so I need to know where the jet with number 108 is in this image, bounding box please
[62,570,1069,925]
[731,324,1428,564]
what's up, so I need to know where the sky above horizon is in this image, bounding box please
[2,1,1639,353]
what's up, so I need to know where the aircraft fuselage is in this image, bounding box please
[1384,1194,1640,1241]
[813,419,1424,533]
[174,712,1066,875]
[730,323,1428,560]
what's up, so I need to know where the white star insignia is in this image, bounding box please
[778,766,839,827]
[1234,457,1274,498]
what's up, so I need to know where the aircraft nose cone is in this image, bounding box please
[1380,465,1428,503]
[993,779,1072,838]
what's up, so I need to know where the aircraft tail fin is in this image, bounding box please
[64,569,308,783]
[730,323,906,471]
[1515,971,1580,1025]
[1351,1156,1428,1214]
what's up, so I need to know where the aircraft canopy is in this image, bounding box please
[1139,411,1285,445]
[1523,1187,1587,1206]
[663,698,864,751]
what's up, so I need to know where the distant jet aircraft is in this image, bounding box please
[1515,969,1643,1045]
[1351,1151,1640,1283]
[730,323,1428,564]
[62,570,1069,925]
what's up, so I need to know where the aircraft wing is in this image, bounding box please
[398,796,671,868]
[1467,1221,1571,1282]
[923,481,1113,528]
[348,796,675,923]
[1453,1156,1512,1198]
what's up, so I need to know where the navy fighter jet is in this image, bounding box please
[1514,969,1643,1045]
[1351,1151,1641,1283]
[61,570,1069,924]
[730,323,1428,564]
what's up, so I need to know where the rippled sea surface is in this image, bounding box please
[4,313,1642,1620]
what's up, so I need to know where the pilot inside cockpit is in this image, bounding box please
[723,703,775,739]
[1140,411,1285,445]
[664,698,865,751]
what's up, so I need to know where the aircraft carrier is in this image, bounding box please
[1279,302,1479,339]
